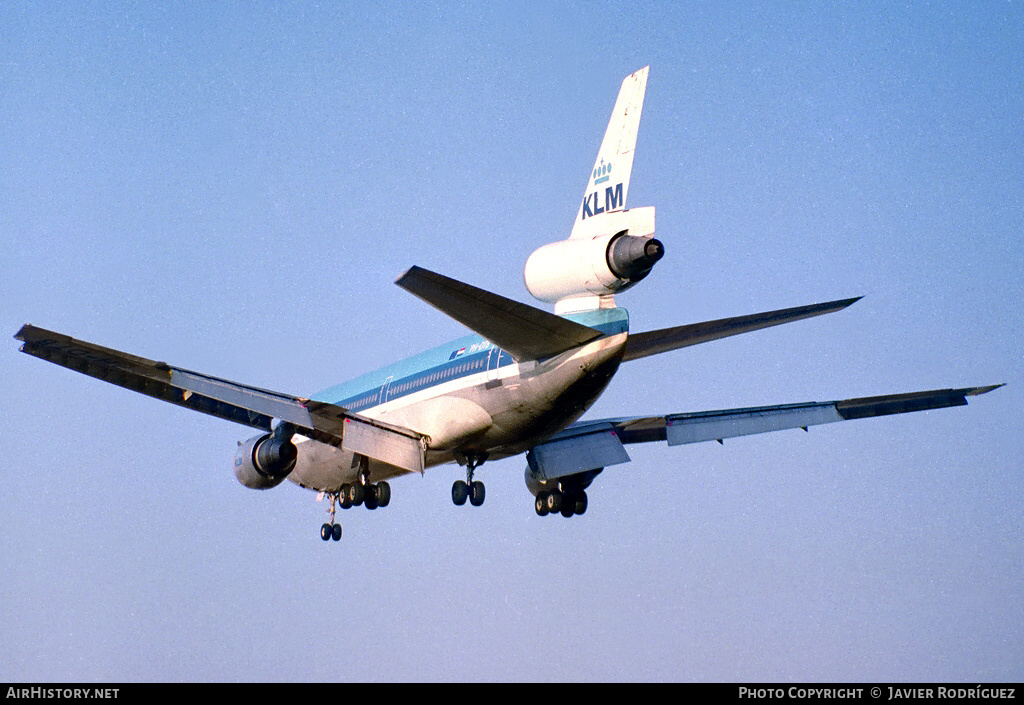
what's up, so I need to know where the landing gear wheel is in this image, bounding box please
[375,481,391,507]
[454,453,487,507]
[346,482,364,507]
[573,491,588,516]
[469,480,485,506]
[452,480,469,506]
[364,483,379,510]
[545,490,562,514]
[535,492,549,516]
[320,493,344,541]
[340,484,353,509]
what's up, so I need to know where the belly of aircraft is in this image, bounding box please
[288,333,625,492]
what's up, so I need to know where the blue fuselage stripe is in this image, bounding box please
[333,348,503,413]
[313,308,629,413]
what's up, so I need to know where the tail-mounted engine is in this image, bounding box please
[524,207,662,311]
[233,423,298,490]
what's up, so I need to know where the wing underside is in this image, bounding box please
[526,385,1002,480]
[14,324,426,473]
[615,386,1002,445]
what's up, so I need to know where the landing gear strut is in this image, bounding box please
[452,453,487,507]
[321,492,342,541]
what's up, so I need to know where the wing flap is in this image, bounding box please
[527,423,631,481]
[622,297,862,362]
[338,416,425,475]
[395,266,604,361]
[666,402,842,445]
[169,368,314,427]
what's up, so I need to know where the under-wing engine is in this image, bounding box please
[234,424,298,490]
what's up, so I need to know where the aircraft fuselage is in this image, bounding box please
[286,308,629,492]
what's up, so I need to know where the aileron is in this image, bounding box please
[834,386,1002,420]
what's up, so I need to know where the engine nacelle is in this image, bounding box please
[233,431,298,490]
[524,208,662,307]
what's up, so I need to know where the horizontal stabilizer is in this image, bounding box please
[622,296,862,361]
[14,324,426,472]
[395,266,605,361]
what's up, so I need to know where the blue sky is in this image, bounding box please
[2,1,1021,681]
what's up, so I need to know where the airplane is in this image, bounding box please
[15,67,1001,541]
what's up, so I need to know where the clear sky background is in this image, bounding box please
[2,1,1021,682]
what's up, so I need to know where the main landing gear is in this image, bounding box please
[319,456,391,541]
[534,488,588,517]
[534,475,589,518]
[452,453,487,507]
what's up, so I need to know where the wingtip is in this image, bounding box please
[968,384,1005,396]
[394,265,422,287]
[14,323,43,342]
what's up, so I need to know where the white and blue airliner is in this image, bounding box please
[16,68,1001,540]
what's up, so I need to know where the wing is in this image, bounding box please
[525,385,1003,480]
[14,324,426,473]
[622,296,862,362]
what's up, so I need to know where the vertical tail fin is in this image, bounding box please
[523,67,658,314]
[570,66,649,239]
